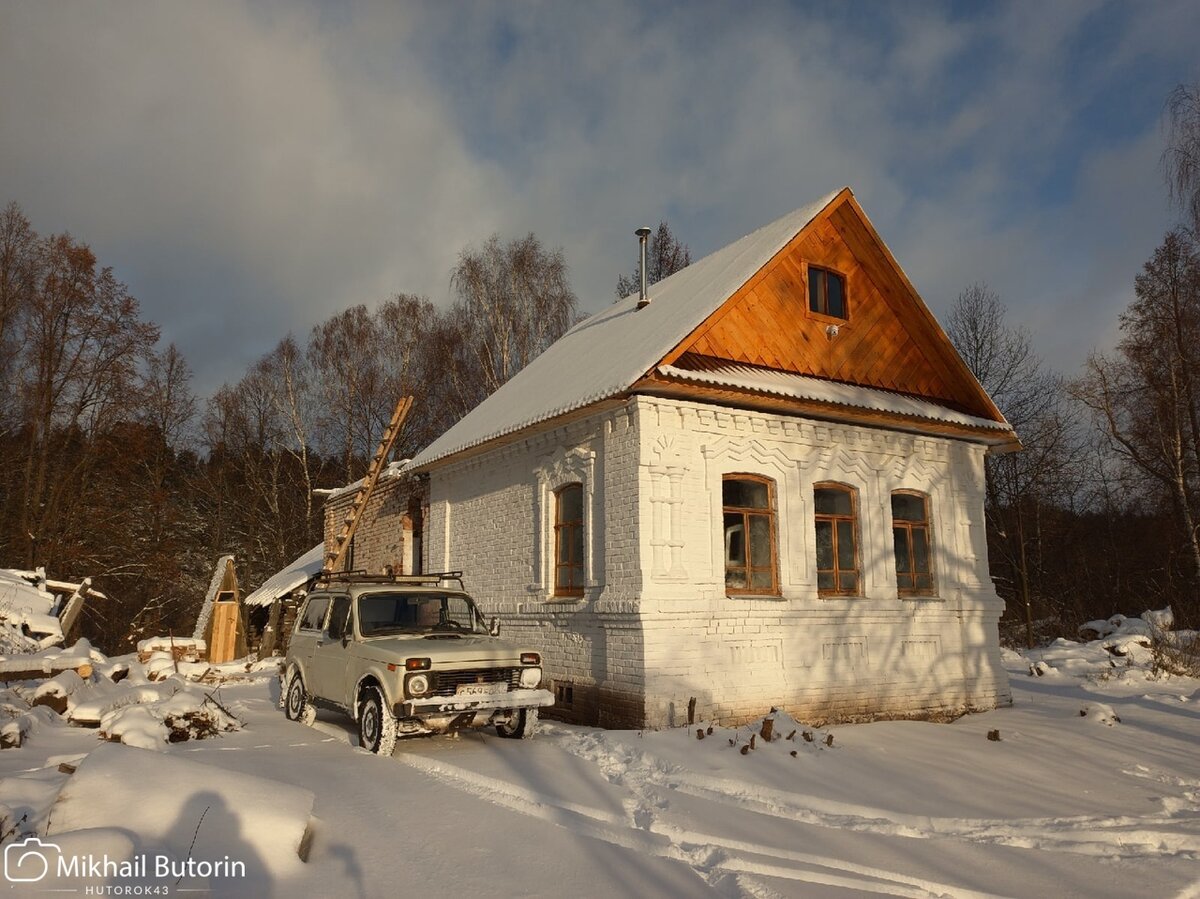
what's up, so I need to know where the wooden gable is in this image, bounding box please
[656,189,1005,424]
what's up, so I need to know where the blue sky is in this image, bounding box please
[1,1,1197,395]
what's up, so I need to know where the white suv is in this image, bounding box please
[282,572,553,754]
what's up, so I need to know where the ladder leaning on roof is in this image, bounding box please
[323,395,414,575]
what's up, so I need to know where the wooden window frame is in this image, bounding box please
[554,482,585,597]
[722,474,780,596]
[813,482,861,596]
[892,490,935,596]
[806,263,849,322]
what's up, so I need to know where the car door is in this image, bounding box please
[307,594,354,709]
[290,593,332,682]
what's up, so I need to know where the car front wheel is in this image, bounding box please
[496,708,537,739]
[359,687,398,755]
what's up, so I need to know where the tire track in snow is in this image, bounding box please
[547,727,1200,862]
[393,750,1005,898]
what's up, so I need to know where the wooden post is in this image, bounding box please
[58,578,92,640]
[260,600,282,658]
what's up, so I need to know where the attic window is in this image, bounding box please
[808,266,847,319]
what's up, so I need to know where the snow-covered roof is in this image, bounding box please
[321,459,411,504]
[656,363,1011,431]
[192,554,234,640]
[410,190,843,469]
[243,544,325,608]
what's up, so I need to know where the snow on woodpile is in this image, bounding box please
[0,638,247,750]
[0,569,62,650]
[136,635,206,662]
[98,684,242,750]
[1027,606,1199,686]
[47,744,314,889]
[0,638,111,681]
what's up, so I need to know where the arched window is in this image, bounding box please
[892,491,933,594]
[554,483,585,596]
[814,483,859,595]
[723,475,778,594]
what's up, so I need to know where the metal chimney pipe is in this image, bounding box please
[636,226,651,308]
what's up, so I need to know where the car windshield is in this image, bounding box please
[356,592,480,637]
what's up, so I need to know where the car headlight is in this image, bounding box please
[519,667,541,689]
[407,673,430,696]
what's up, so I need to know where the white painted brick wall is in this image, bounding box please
[334,392,1011,729]
[631,395,1010,727]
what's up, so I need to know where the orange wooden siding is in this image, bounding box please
[661,191,1002,422]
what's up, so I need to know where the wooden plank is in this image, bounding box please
[209,603,239,664]
[658,188,851,369]
[829,200,1005,422]
[684,207,967,404]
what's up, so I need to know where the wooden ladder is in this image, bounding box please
[323,395,414,574]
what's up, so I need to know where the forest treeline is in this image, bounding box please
[0,217,595,648]
[1,85,1198,650]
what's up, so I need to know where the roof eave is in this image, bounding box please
[409,396,632,473]
[634,373,1020,449]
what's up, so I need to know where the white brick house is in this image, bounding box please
[339,188,1018,728]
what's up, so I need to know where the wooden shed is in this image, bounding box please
[193,555,247,664]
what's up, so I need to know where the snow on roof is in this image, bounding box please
[243,544,325,607]
[192,554,234,641]
[656,362,1011,431]
[322,459,411,503]
[410,190,844,469]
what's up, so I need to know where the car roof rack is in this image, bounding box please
[311,570,465,590]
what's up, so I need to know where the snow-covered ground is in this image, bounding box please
[2,631,1198,898]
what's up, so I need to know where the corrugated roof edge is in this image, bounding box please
[409,390,621,472]
[321,459,412,503]
[244,543,325,608]
[656,363,1012,432]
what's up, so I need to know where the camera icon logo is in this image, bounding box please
[4,836,61,883]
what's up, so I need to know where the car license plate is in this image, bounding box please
[456,682,506,697]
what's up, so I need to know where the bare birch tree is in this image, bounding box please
[0,203,36,420]
[307,305,385,481]
[948,284,1084,643]
[1075,231,1200,626]
[448,234,577,417]
[1164,83,1200,236]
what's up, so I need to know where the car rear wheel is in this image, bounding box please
[284,672,314,725]
[359,687,398,755]
[496,708,537,739]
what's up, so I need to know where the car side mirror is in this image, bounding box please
[489,617,500,637]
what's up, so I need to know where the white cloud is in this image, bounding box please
[0,0,1194,393]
